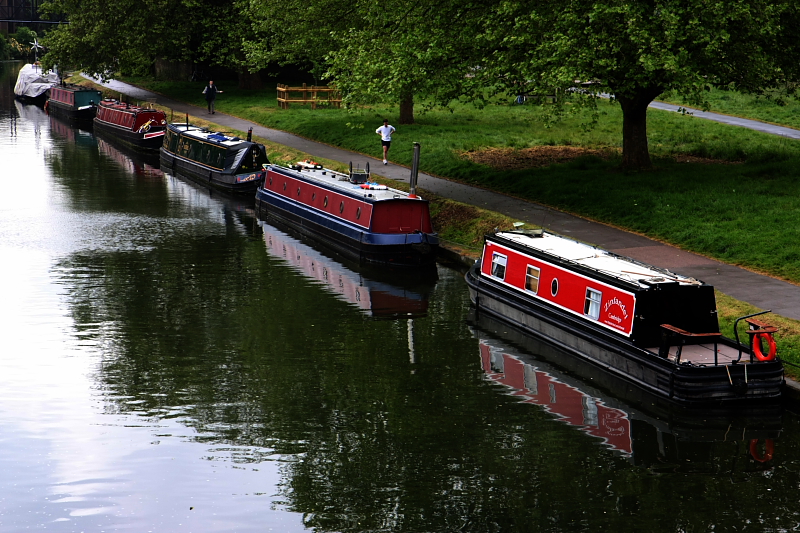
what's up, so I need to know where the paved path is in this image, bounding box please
[93,78,800,320]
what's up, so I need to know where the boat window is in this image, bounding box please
[525,265,540,293]
[312,193,316,201]
[324,196,329,207]
[339,201,345,214]
[584,288,602,319]
[356,207,361,219]
[297,187,301,196]
[283,182,287,191]
[551,278,559,297]
[491,253,507,280]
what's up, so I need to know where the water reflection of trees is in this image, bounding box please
[53,217,800,532]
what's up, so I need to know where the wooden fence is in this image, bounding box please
[277,83,341,109]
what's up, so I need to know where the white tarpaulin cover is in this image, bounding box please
[14,64,59,98]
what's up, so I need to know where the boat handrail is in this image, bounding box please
[268,164,410,197]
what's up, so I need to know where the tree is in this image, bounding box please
[245,0,489,124]
[477,0,800,169]
[40,0,262,88]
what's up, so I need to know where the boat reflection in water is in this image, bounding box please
[48,112,95,147]
[97,137,163,181]
[262,222,436,319]
[471,311,782,471]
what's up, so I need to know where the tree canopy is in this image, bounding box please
[247,0,800,167]
[39,0,800,168]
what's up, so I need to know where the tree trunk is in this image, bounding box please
[617,88,661,171]
[238,70,262,90]
[399,90,414,125]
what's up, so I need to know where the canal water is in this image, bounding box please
[1,61,799,532]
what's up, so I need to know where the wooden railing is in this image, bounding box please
[277,83,341,109]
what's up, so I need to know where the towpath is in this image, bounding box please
[91,77,800,320]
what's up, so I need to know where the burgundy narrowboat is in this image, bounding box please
[255,145,438,267]
[160,123,268,194]
[465,229,784,404]
[46,84,103,122]
[93,99,167,151]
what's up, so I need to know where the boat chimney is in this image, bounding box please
[409,142,420,199]
[247,127,252,142]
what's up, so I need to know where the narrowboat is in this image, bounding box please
[160,123,268,194]
[93,99,167,151]
[255,142,438,267]
[465,229,785,404]
[263,221,435,318]
[13,63,58,104]
[46,84,103,122]
[472,314,781,468]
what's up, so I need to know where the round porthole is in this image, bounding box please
[312,193,316,201]
[323,196,328,207]
[297,187,301,196]
[269,176,273,186]
[339,201,345,214]
[551,278,559,297]
[283,182,287,191]
[356,207,361,219]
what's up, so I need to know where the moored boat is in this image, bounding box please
[13,63,58,104]
[255,143,439,267]
[93,99,166,151]
[46,84,103,122]
[465,229,785,404]
[160,123,268,194]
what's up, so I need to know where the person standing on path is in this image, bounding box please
[376,119,395,165]
[202,80,223,114]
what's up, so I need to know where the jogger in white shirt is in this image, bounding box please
[375,119,395,165]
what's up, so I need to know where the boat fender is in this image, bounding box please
[749,439,774,462]
[753,332,777,361]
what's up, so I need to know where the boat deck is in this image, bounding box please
[647,342,747,366]
[269,164,415,202]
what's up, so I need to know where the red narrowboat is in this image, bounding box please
[465,229,784,404]
[255,148,438,267]
[93,99,167,151]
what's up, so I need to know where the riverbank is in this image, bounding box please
[74,74,800,379]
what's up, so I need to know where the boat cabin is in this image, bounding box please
[481,231,723,349]
[49,85,102,109]
[96,99,166,133]
[163,125,268,174]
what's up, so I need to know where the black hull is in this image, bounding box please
[465,263,784,405]
[47,101,96,123]
[159,149,263,195]
[93,119,164,152]
[255,195,438,268]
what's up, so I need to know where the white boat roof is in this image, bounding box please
[270,164,420,202]
[170,124,249,147]
[493,230,701,287]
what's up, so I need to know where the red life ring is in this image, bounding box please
[750,439,774,462]
[753,332,777,361]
